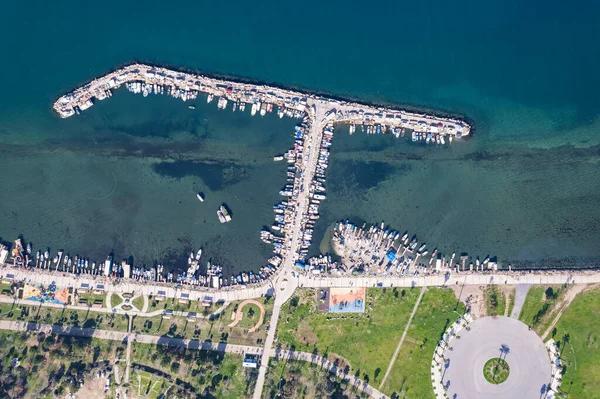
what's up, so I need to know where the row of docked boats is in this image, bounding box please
[411,131,452,144]
[299,220,497,276]
[3,237,281,290]
[259,116,332,266]
[125,81,199,101]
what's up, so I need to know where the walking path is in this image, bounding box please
[0,319,261,354]
[141,295,149,313]
[379,286,427,389]
[273,349,388,399]
[540,284,587,340]
[0,318,386,398]
[0,296,228,321]
[227,299,265,333]
[125,315,133,383]
[510,284,531,319]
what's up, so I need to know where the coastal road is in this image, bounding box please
[298,272,593,289]
[0,268,269,303]
[4,267,597,308]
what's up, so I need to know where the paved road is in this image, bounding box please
[510,284,531,319]
[299,272,592,289]
[442,317,551,399]
[252,103,326,399]
[379,286,427,389]
[4,268,596,305]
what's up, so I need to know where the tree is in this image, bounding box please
[170,362,180,373]
[499,344,510,360]
[290,296,299,308]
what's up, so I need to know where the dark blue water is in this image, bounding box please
[1,1,599,271]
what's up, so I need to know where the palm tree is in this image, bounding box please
[499,344,510,360]
[560,333,570,357]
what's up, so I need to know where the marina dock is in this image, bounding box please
[48,62,472,293]
[47,63,475,398]
[52,63,471,139]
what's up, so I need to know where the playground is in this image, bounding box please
[328,287,366,313]
[23,283,68,304]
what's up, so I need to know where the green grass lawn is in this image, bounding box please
[277,287,420,384]
[0,303,130,332]
[236,304,263,329]
[264,358,368,399]
[381,287,465,398]
[518,285,566,334]
[110,294,124,308]
[77,292,107,308]
[132,297,273,346]
[483,358,510,384]
[551,287,600,398]
[484,286,506,316]
[132,295,146,311]
[134,370,173,399]
[151,297,220,315]
[0,282,13,296]
[507,289,516,317]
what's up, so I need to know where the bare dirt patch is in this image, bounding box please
[73,375,106,399]
[297,320,318,346]
[329,353,351,370]
[451,285,487,319]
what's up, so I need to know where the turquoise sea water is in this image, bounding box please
[0,1,599,271]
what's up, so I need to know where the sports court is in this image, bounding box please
[328,287,366,313]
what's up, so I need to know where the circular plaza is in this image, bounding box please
[441,316,551,399]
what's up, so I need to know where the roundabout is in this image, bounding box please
[441,316,551,399]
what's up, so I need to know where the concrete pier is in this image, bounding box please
[52,63,471,138]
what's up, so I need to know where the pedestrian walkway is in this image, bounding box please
[227,299,265,333]
[510,284,531,319]
[0,295,229,321]
[141,294,149,313]
[379,286,426,389]
[273,349,388,399]
[125,315,133,383]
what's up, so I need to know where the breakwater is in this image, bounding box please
[53,63,471,140]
